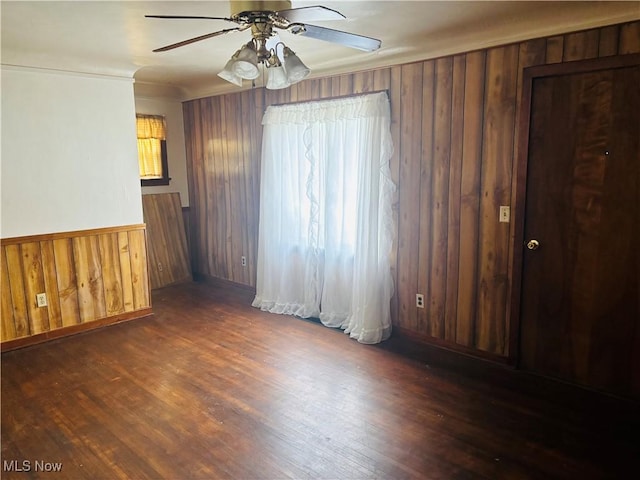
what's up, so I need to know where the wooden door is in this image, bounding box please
[518,56,640,399]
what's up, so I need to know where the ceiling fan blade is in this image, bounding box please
[276,5,345,22]
[288,23,381,52]
[152,27,242,52]
[146,15,234,22]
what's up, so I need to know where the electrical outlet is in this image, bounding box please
[158,262,163,272]
[241,256,247,267]
[499,206,510,223]
[36,293,48,308]
[416,294,425,309]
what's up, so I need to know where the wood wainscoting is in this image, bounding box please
[1,224,151,351]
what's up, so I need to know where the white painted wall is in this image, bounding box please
[135,93,189,207]
[1,66,143,238]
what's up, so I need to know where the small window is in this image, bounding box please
[137,114,170,186]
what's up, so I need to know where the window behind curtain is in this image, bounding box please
[252,92,395,344]
[137,114,170,186]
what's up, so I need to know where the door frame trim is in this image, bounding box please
[508,53,640,365]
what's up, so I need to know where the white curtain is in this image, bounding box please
[252,92,395,344]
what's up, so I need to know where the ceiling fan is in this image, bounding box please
[146,1,381,89]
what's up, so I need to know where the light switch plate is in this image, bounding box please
[499,206,510,223]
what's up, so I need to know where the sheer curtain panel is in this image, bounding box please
[252,92,395,344]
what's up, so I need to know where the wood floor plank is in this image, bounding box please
[2,281,638,479]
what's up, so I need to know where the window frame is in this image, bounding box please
[137,113,171,186]
[140,139,170,186]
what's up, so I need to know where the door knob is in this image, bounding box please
[526,239,540,250]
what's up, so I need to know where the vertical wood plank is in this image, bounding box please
[40,240,63,330]
[331,77,342,97]
[164,195,190,288]
[456,50,485,347]
[1,247,18,340]
[373,68,391,92]
[250,90,264,288]
[194,98,209,277]
[339,74,353,96]
[220,94,236,282]
[352,72,364,94]
[183,101,198,273]
[128,229,150,310]
[296,78,313,102]
[598,25,620,57]
[310,78,321,100]
[52,238,81,327]
[278,84,292,104]
[183,101,196,272]
[319,77,333,98]
[211,96,229,279]
[73,235,106,323]
[184,101,196,272]
[618,22,640,54]
[427,57,454,339]
[99,233,125,316]
[545,35,564,64]
[192,100,209,275]
[117,232,135,313]
[518,38,548,71]
[142,193,191,290]
[444,54,466,342]
[240,91,257,286]
[398,62,424,332]
[142,194,165,288]
[20,242,49,334]
[4,245,29,338]
[288,82,299,103]
[417,60,435,334]
[204,96,218,277]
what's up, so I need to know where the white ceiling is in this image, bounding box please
[2,1,639,100]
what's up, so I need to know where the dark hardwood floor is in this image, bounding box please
[2,281,638,479]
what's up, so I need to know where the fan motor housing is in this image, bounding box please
[230,1,292,16]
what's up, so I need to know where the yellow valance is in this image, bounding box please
[136,114,166,140]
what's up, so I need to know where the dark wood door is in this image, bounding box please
[519,58,640,399]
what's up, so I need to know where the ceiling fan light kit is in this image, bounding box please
[232,42,261,79]
[280,45,310,83]
[147,2,381,90]
[265,63,290,90]
[217,38,309,89]
[217,55,244,87]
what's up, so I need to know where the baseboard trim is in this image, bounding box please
[193,272,256,293]
[1,308,153,352]
[391,326,511,366]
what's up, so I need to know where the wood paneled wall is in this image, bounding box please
[142,193,192,290]
[183,21,640,358]
[183,91,263,287]
[1,225,151,350]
